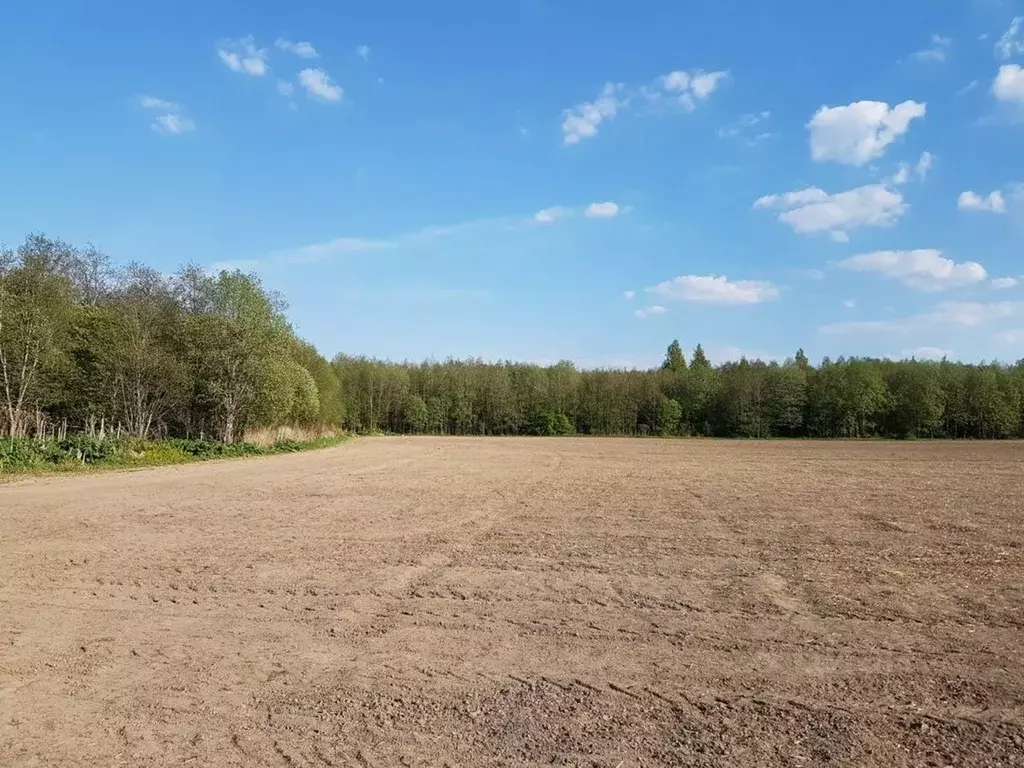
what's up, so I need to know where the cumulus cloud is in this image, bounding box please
[561,69,727,144]
[754,183,906,240]
[993,64,1024,104]
[534,206,566,223]
[276,80,295,97]
[912,34,952,62]
[718,110,771,139]
[843,299,856,309]
[356,44,371,60]
[152,114,196,135]
[992,277,1020,290]
[561,83,627,145]
[275,39,318,58]
[138,95,195,135]
[807,100,926,166]
[584,202,620,218]
[916,151,934,180]
[888,151,932,186]
[298,68,343,102]
[648,275,780,306]
[138,95,179,111]
[634,305,667,319]
[996,17,1023,59]
[662,69,729,110]
[623,290,636,300]
[217,36,269,76]
[838,249,987,292]
[821,301,1022,335]
[958,190,1006,213]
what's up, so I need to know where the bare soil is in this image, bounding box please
[2,437,1023,766]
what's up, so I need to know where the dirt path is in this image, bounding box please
[2,438,1023,766]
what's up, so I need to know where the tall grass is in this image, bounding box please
[243,425,339,448]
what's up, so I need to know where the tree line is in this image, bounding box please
[3,235,1023,442]
[333,338,1024,440]
[1,235,341,441]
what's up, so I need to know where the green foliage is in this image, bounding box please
[330,349,1024,440]
[402,393,429,434]
[0,236,344,443]
[690,344,711,370]
[658,397,683,436]
[4,234,1024,446]
[0,434,347,473]
[662,340,687,373]
[529,408,575,436]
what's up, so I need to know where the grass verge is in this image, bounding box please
[0,433,348,479]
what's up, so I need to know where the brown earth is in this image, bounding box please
[1,437,1023,767]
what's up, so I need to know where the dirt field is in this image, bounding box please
[1,438,1022,766]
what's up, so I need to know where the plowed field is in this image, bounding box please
[2,438,1022,766]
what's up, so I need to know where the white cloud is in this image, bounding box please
[807,100,926,166]
[648,275,780,306]
[276,80,295,97]
[958,190,1006,213]
[957,80,979,96]
[275,39,318,58]
[690,70,728,98]
[754,183,906,240]
[993,64,1024,104]
[298,68,343,102]
[839,249,987,292]
[719,110,771,139]
[888,151,932,186]
[747,132,777,146]
[584,202,620,218]
[798,268,826,280]
[662,69,728,105]
[913,33,952,62]
[562,83,626,145]
[139,96,195,135]
[356,45,371,60]
[634,305,667,319]
[138,95,179,111]
[217,36,269,76]
[916,151,934,180]
[996,329,1024,345]
[996,17,1023,59]
[623,290,636,300]
[278,213,531,264]
[534,206,566,223]
[562,69,727,144]
[660,70,728,111]
[281,236,395,264]
[821,301,1022,335]
[904,346,951,360]
[992,277,1020,290]
[152,114,196,135]
[843,299,856,309]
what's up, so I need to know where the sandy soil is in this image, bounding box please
[1,437,1023,766]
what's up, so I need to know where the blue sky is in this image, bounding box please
[2,0,1023,367]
